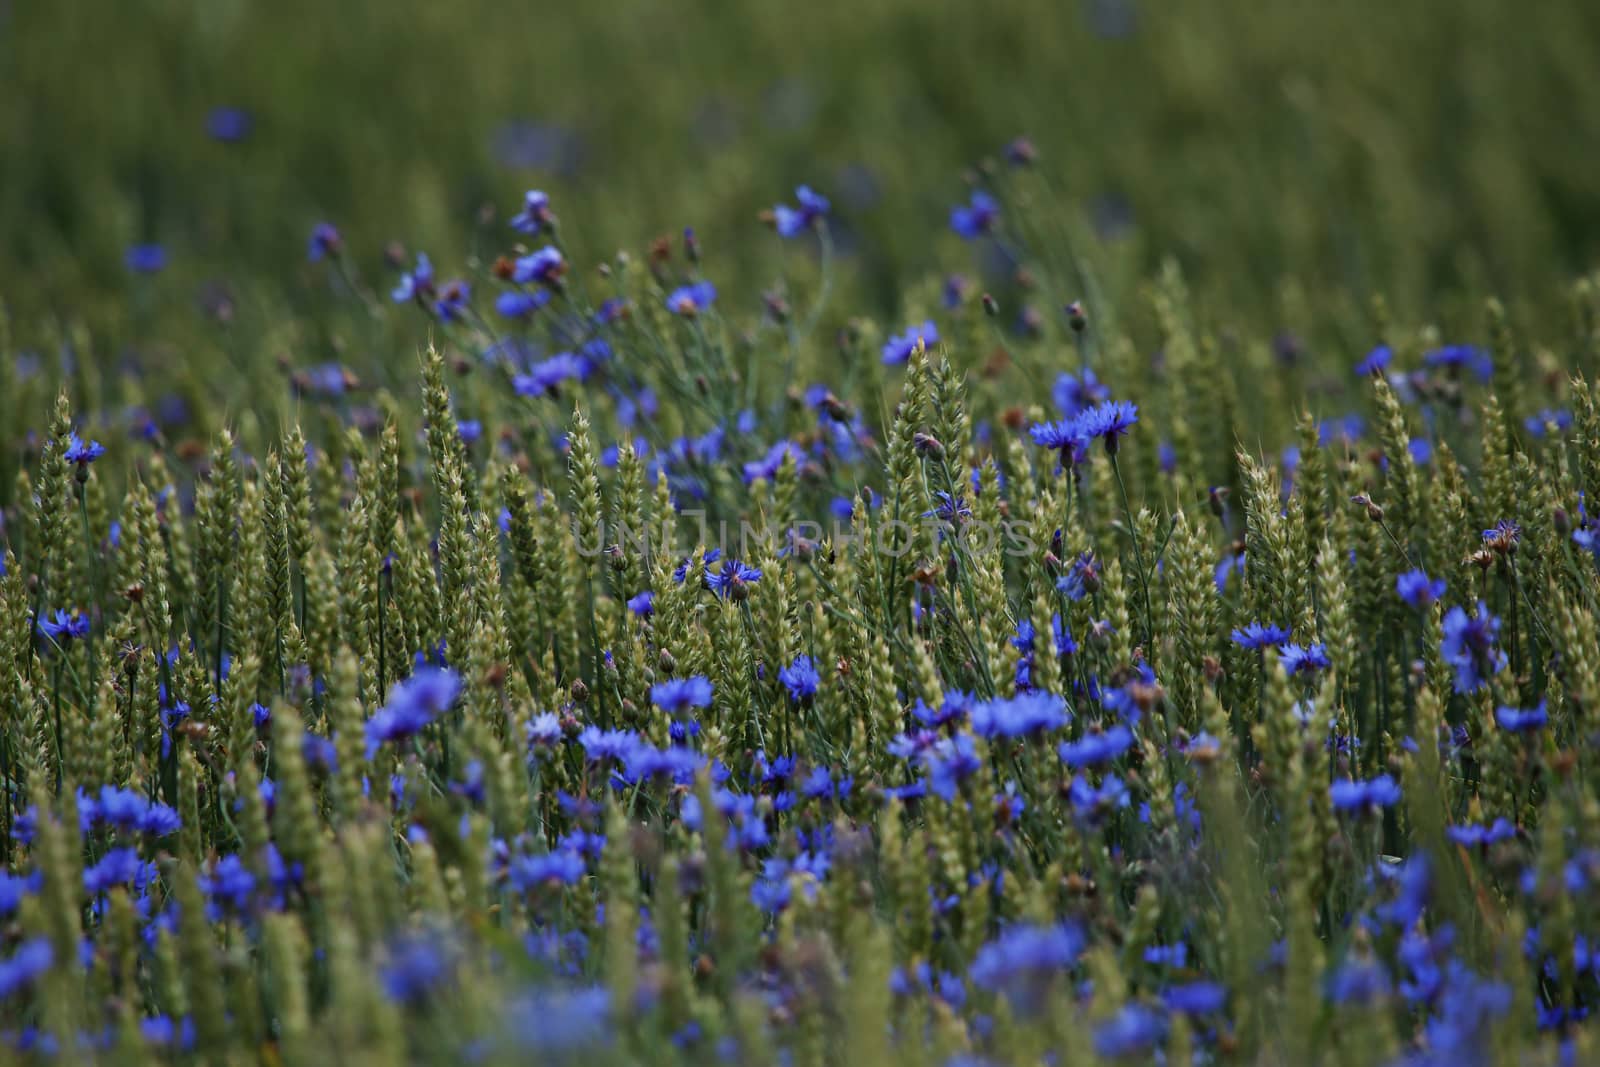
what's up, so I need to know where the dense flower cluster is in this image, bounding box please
[0,128,1594,1067]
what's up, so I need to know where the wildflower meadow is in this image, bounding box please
[4,1,1600,1064]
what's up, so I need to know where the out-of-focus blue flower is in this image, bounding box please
[1279,642,1331,676]
[505,986,611,1053]
[1093,1004,1168,1058]
[1496,701,1548,733]
[306,222,341,261]
[391,253,434,303]
[1053,368,1110,417]
[0,939,53,1000]
[380,933,455,1006]
[1355,344,1392,376]
[365,668,462,758]
[513,353,586,396]
[651,676,713,712]
[882,320,939,365]
[1327,957,1392,1004]
[971,692,1068,739]
[1524,408,1573,438]
[199,855,256,918]
[206,106,253,142]
[496,288,552,320]
[510,190,554,234]
[1058,725,1135,768]
[1423,344,1493,382]
[1231,621,1289,649]
[773,185,830,237]
[125,244,167,274]
[950,190,1000,240]
[1330,774,1402,814]
[433,280,471,322]
[1441,602,1505,694]
[508,850,586,891]
[512,246,566,286]
[666,281,716,315]
[627,590,654,617]
[1397,569,1446,610]
[1164,980,1227,1015]
[1447,819,1517,848]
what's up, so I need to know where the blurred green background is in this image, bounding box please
[8,0,1600,304]
[2,0,1599,416]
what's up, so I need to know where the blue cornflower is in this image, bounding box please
[1440,602,1505,694]
[1053,368,1110,417]
[1076,400,1139,454]
[1068,773,1130,821]
[773,185,830,237]
[751,861,793,914]
[125,244,167,274]
[1327,958,1392,1004]
[512,246,566,286]
[1423,344,1493,382]
[924,734,983,801]
[380,934,455,1006]
[38,609,90,644]
[365,667,462,758]
[63,433,106,467]
[1279,642,1331,676]
[627,590,655,617]
[1093,1004,1168,1058]
[1057,724,1135,768]
[971,691,1068,739]
[1056,551,1100,601]
[1496,701,1548,733]
[577,727,637,764]
[1029,419,1086,466]
[206,106,252,142]
[391,253,434,303]
[666,281,716,316]
[970,922,1084,1014]
[512,352,586,396]
[433,280,471,322]
[1330,774,1402,814]
[495,288,552,320]
[950,190,1000,240]
[510,190,554,234]
[1396,569,1446,610]
[651,676,713,712]
[1231,622,1289,649]
[779,656,820,702]
[706,558,762,599]
[306,222,341,261]
[1447,818,1517,848]
[506,987,612,1053]
[882,320,939,365]
[742,440,802,484]
[1164,980,1227,1015]
[508,850,586,891]
[621,741,703,784]
[1524,408,1573,438]
[0,872,39,919]
[1375,854,1431,928]
[1355,344,1392,376]
[83,848,153,895]
[525,712,563,749]
[199,855,256,918]
[0,939,53,1000]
